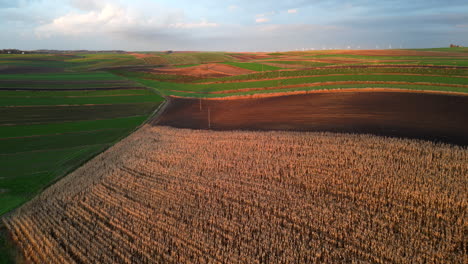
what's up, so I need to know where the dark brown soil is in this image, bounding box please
[155,92,468,146]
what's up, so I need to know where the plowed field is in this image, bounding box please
[156,92,468,145]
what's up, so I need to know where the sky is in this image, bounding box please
[1,0,467,51]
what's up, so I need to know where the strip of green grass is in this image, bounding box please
[164,83,468,98]
[1,147,89,177]
[0,60,73,68]
[0,129,130,154]
[0,145,106,215]
[0,89,149,97]
[135,74,468,94]
[173,64,201,68]
[0,116,148,138]
[266,61,332,67]
[111,70,197,82]
[409,47,468,53]
[0,94,163,106]
[0,103,159,125]
[223,62,283,71]
[0,72,125,81]
[197,67,468,83]
[0,82,137,89]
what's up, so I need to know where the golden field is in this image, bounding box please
[3,125,467,263]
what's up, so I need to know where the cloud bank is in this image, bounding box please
[0,0,467,51]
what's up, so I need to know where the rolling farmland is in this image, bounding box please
[3,126,466,263]
[115,49,468,98]
[1,49,468,263]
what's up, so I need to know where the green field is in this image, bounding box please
[223,62,283,71]
[0,71,125,81]
[265,61,332,67]
[173,64,201,68]
[198,66,468,83]
[0,93,162,106]
[0,70,164,220]
[139,52,234,66]
[128,74,468,97]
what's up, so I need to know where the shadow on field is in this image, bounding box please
[155,92,468,146]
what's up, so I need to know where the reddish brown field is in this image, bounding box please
[4,126,467,263]
[156,92,468,146]
[128,53,154,59]
[150,63,255,78]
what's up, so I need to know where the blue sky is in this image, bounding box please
[1,0,467,51]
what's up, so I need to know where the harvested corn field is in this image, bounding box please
[4,125,467,263]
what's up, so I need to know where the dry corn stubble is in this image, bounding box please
[3,125,467,263]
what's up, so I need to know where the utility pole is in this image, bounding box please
[208,108,211,129]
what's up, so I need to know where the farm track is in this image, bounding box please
[157,92,468,146]
[3,126,466,263]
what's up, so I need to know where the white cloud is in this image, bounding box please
[228,5,238,11]
[69,0,103,11]
[288,9,298,14]
[257,24,340,32]
[169,19,218,29]
[255,11,275,23]
[36,1,218,38]
[256,11,275,17]
[255,17,270,23]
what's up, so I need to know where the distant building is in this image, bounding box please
[450,44,464,48]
